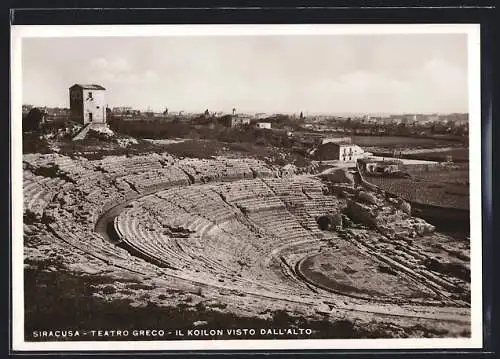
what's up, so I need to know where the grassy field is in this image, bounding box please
[352,136,461,147]
[352,136,468,163]
[408,169,469,185]
[403,148,469,163]
[365,175,469,210]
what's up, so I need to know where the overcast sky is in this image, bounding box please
[22,34,468,114]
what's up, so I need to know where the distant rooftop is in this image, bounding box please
[70,84,106,90]
[320,141,353,146]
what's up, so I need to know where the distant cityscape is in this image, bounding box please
[22,103,469,138]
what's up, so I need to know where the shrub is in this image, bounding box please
[126,283,155,290]
[101,285,116,295]
[22,133,51,154]
[23,210,38,225]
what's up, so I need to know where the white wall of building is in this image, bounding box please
[82,89,106,124]
[338,144,365,161]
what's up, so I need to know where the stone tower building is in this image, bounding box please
[69,84,106,125]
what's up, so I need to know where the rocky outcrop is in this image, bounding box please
[357,191,381,206]
[397,198,412,215]
[279,164,297,177]
[345,200,378,228]
[316,213,343,231]
[344,191,435,239]
[117,137,138,147]
[319,168,355,186]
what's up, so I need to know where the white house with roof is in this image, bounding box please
[69,84,106,125]
[256,122,271,129]
[313,141,368,162]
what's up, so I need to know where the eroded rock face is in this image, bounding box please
[86,127,115,141]
[117,137,138,147]
[411,220,435,236]
[320,169,355,186]
[316,213,343,231]
[397,198,412,215]
[280,164,297,176]
[325,184,358,199]
[345,200,378,228]
[357,191,380,206]
[344,191,435,238]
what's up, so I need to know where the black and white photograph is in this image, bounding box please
[11,24,482,351]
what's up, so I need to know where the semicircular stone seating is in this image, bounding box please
[112,174,344,296]
[23,152,471,311]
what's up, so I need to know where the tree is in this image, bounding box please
[23,108,46,132]
[396,122,408,135]
[344,117,352,129]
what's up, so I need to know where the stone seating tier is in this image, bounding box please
[24,154,334,294]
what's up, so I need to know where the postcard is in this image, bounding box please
[11,23,482,351]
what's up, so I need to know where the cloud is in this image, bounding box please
[90,57,108,70]
[22,36,467,113]
[100,71,158,84]
[90,57,131,72]
[87,57,157,84]
[109,58,132,72]
[335,71,406,95]
[144,70,157,81]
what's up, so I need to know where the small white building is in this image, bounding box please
[314,142,368,162]
[335,144,366,161]
[256,122,271,129]
[69,84,106,125]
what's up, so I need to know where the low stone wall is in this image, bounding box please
[399,163,442,173]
